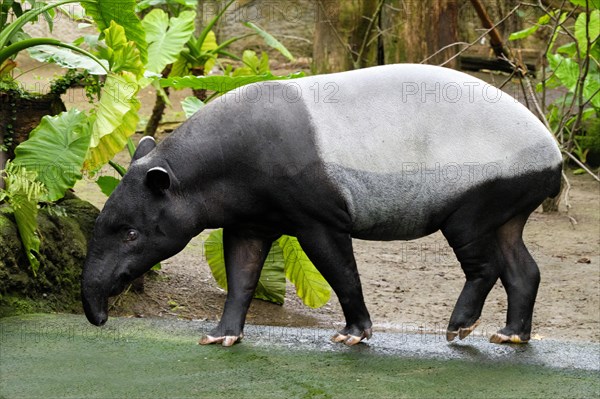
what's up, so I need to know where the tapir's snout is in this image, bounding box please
[81,281,109,326]
[85,307,108,326]
[81,260,112,327]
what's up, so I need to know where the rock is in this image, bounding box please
[0,195,99,316]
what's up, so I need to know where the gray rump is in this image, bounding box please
[329,163,561,241]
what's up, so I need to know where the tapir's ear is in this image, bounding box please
[146,167,170,192]
[132,136,156,162]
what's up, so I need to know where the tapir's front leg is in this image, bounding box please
[298,226,373,346]
[199,228,276,347]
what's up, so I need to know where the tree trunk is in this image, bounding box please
[191,66,208,101]
[144,65,173,138]
[382,0,459,67]
[0,91,65,189]
[312,0,381,73]
[144,88,170,138]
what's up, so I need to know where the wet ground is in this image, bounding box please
[0,314,598,398]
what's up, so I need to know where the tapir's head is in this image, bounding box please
[82,137,193,326]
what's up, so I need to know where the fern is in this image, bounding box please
[2,161,46,202]
[1,160,47,274]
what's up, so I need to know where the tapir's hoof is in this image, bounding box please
[331,328,372,346]
[199,333,243,347]
[446,319,480,342]
[489,333,528,344]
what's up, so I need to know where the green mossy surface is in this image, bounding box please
[0,314,598,399]
[0,196,99,316]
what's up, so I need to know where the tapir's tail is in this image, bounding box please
[547,163,563,199]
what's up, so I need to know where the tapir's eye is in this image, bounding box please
[125,229,138,242]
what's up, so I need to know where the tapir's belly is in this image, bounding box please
[293,64,561,240]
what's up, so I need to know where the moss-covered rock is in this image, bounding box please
[0,195,99,316]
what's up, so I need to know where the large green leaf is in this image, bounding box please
[160,72,305,91]
[99,21,145,78]
[575,10,600,57]
[201,30,218,73]
[509,14,552,41]
[27,44,108,74]
[205,229,227,289]
[255,243,286,305]
[13,109,91,202]
[84,72,140,171]
[557,42,578,58]
[584,63,600,107]
[278,236,331,309]
[548,53,580,92]
[569,0,600,9]
[204,229,287,305]
[0,38,108,73]
[96,176,121,197]
[243,22,294,61]
[81,0,148,64]
[142,9,196,74]
[181,96,204,119]
[84,22,142,171]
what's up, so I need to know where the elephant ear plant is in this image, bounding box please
[0,0,330,309]
[0,1,107,75]
[139,0,299,136]
[0,0,146,272]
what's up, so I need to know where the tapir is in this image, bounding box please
[82,64,562,347]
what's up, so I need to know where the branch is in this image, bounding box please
[469,0,511,59]
[420,42,471,64]
[562,150,600,182]
[354,0,385,69]
[437,4,521,67]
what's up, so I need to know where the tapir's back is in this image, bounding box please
[290,64,561,239]
[213,65,562,240]
[297,64,558,172]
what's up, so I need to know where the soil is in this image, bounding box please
[13,56,600,344]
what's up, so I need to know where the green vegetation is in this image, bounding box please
[511,0,600,173]
[140,0,299,136]
[205,230,331,308]
[0,0,301,265]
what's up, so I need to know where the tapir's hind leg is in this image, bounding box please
[490,214,539,344]
[297,226,373,346]
[444,232,504,341]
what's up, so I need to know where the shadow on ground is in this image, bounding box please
[0,314,598,399]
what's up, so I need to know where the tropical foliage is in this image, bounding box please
[0,0,328,307]
[204,230,331,308]
[1,0,146,271]
[510,0,600,173]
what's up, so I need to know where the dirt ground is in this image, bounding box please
[15,56,600,343]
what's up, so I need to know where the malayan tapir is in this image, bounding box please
[82,64,562,347]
